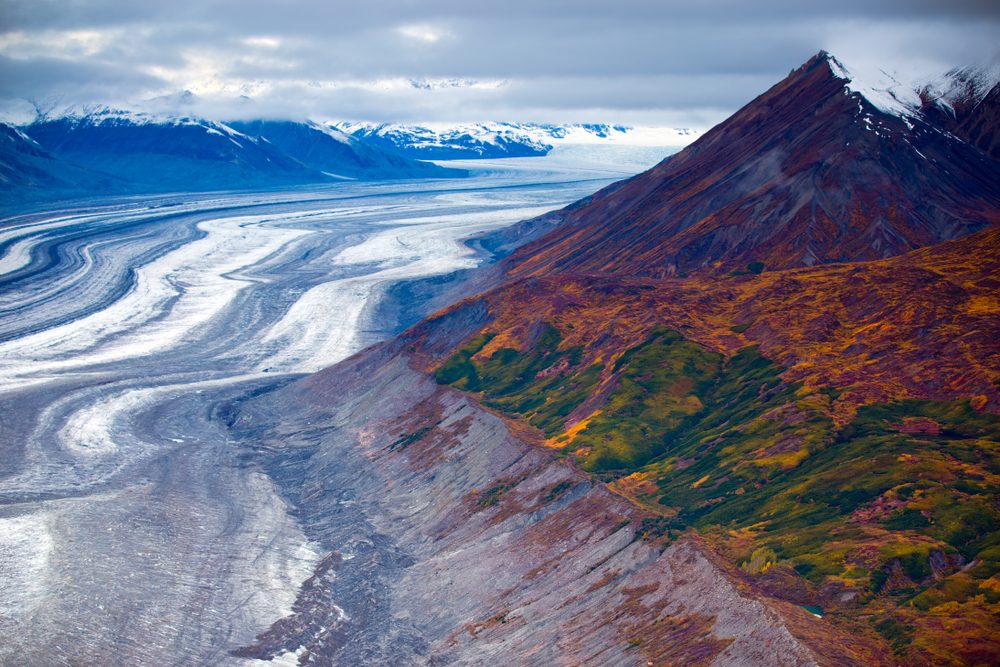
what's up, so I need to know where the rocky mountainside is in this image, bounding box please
[502,52,1000,278]
[230,224,998,666]
[231,341,855,665]
[231,52,1000,665]
[333,121,698,159]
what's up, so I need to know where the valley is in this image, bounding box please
[1,45,997,666]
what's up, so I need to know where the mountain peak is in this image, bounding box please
[820,52,922,119]
[502,52,1000,278]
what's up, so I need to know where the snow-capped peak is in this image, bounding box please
[332,121,554,154]
[824,53,922,119]
[920,53,1000,115]
[32,93,240,133]
[31,104,260,150]
[36,102,175,125]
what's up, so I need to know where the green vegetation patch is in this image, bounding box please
[729,261,766,276]
[650,396,998,592]
[574,328,806,476]
[439,324,1000,613]
[435,323,603,436]
[874,617,915,656]
[573,328,724,471]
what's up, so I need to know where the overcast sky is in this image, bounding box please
[1,0,998,127]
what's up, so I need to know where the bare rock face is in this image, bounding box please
[231,342,824,666]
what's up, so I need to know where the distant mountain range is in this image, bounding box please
[332,121,699,159]
[0,109,465,205]
[259,51,1000,665]
[0,109,703,205]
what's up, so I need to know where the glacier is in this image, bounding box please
[0,152,669,665]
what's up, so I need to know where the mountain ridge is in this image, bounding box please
[501,51,1000,279]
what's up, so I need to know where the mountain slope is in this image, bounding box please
[422,209,1000,667]
[349,52,1000,664]
[230,342,852,665]
[0,122,126,199]
[503,52,1000,278]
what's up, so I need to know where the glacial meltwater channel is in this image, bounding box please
[0,153,661,665]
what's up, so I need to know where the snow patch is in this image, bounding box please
[826,54,922,120]
[921,54,1000,114]
[307,121,353,145]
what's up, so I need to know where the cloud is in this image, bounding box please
[242,36,282,49]
[0,54,166,103]
[396,24,452,44]
[0,1,997,127]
